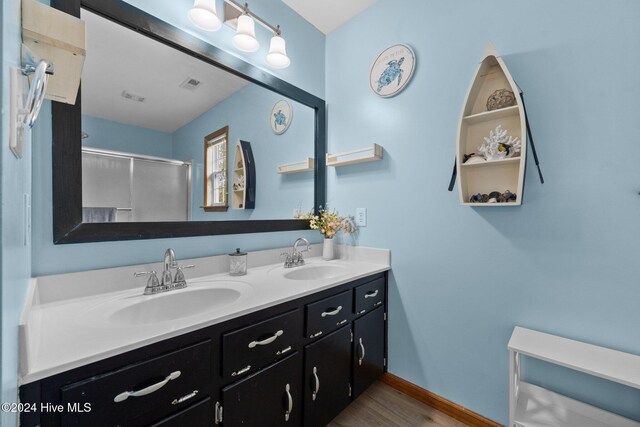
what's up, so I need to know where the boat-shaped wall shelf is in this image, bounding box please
[326,144,383,167]
[456,42,527,206]
[277,158,314,174]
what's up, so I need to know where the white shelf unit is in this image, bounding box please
[326,144,382,167]
[277,158,314,174]
[508,327,640,427]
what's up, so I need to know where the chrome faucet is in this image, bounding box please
[135,248,195,295]
[163,248,177,286]
[282,238,310,268]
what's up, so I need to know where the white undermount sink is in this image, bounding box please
[283,264,348,281]
[78,280,253,327]
[109,287,242,325]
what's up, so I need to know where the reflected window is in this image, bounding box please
[204,126,229,211]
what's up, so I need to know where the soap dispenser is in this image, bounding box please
[229,248,247,276]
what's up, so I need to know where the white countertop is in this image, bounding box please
[19,245,390,384]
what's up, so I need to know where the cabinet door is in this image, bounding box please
[303,326,352,427]
[221,352,302,426]
[352,307,385,398]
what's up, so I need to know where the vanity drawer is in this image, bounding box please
[354,277,385,315]
[60,340,212,427]
[222,309,303,378]
[305,291,352,339]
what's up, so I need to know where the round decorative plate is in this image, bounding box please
[369,44,416,98]
[270,100,293,135]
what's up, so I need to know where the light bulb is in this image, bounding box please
[266,34,290,69]
[233,14,259,52]
[188,0,221,32]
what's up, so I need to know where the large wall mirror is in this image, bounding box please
[52,0,326,243]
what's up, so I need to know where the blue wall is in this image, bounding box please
[82,115,173,158]
[31,0,325,276]
[326,0,640,423]
[172,84,315,221]
[1,0,32,425]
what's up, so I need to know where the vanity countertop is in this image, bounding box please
[19,245,390,384]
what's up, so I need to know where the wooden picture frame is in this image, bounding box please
[203,126,229,213]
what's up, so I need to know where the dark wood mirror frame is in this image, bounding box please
[51,0,326,244]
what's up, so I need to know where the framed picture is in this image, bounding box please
[270,100,293,135]
[369,44,416,98]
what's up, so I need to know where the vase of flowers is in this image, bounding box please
[322,238,334,260]
[300,207,357,260]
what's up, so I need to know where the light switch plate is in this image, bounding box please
[356,208,367,227]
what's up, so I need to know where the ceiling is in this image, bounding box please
[282,0,376,34]
[81,9,249,134]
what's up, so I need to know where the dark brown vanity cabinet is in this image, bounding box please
[303,326,352,427]
[19,272,387,427]
[352,307,386,399]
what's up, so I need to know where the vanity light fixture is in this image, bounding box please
[266,26,290,69]
[188,0,291,68]
[188,0,222,32]
[232,6,259,52]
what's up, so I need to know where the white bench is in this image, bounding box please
[508,327,640,427]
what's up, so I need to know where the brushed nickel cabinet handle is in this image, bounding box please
[285,383,293,421]
[312,367,320,401]
[114,371,181,402]
[248,330,283,348]
[364,290,379,299]
[321,306,342,317]
[358,338,366,366]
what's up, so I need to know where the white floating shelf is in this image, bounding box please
[326,144,383,167]
[277,158,314,174]
[462,202,518,207]
[461,157,521,168]
[463,105,519,125]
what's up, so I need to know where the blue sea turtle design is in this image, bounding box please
[274,109,287,129]
[376,57,405,92]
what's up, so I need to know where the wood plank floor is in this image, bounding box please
[328,381,468,427]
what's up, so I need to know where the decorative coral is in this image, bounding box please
[477,125,521,161]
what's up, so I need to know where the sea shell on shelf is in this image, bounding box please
[464,155,486,165]
[478,125,521,161]
[486,89,516,111]
[469,190,517,204]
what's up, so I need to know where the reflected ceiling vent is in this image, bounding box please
[121,90,146,102]
[179,77,202,91]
